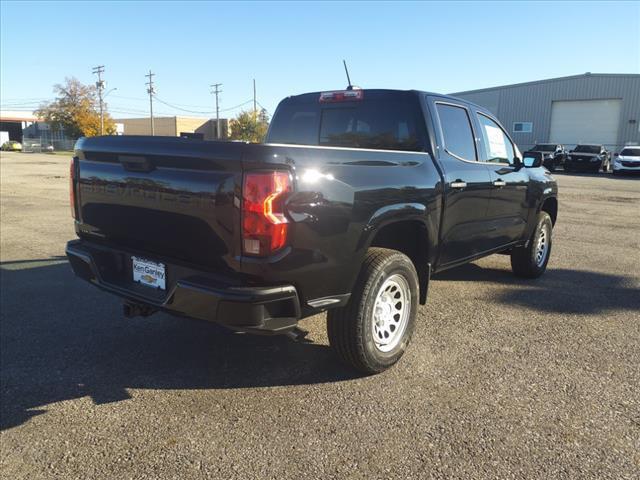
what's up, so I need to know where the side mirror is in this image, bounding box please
[614,152,619,157]
[523,152,543,168]
[513,156,522,168]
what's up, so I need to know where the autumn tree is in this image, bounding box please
[229,109,269,143]
[36,77,116,138]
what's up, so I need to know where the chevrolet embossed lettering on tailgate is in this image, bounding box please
[76,142,242,269]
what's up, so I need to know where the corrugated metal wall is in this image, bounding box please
[452,74,640,152]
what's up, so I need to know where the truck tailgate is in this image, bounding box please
[75,136,244,270]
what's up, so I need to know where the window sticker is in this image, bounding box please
[484,124,507,159]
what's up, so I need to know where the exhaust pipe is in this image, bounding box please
[123,302,158,318]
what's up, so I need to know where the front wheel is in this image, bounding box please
[511,212,553,278]
[327,248,418,374]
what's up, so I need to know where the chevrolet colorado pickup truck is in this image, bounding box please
[66,89,558,374]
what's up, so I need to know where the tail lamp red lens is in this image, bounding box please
[70,159,76,219]
[242,171,292,256]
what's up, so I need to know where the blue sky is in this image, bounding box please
[1,1,638,119]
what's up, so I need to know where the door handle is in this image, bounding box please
[493,179,507,188]
[450,181,467,189]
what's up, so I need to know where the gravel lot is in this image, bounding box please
[1,151,639,479]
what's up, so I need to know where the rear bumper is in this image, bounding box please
[66,240,301,334]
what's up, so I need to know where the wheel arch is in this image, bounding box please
[361,207,432,305]
[540,196,558,225]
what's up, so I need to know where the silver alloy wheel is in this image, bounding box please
[535,222,550,267]
[371,274,411,353]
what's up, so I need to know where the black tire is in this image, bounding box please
[511,212,553,278]
[327,248,418,374]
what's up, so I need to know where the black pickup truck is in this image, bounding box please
[67,89,558,373]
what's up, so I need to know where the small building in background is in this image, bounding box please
[114,116,229,140]
[0,110,39,142]
[451,73,640,153]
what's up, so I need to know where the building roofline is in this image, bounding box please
[450,73,640,96]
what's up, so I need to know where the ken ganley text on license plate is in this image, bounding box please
[132,257,166,290]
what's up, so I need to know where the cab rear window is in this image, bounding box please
[267,98,425,152]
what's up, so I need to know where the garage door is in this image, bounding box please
[549,99,621,147]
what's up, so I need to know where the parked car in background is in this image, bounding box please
[1,140,22,151]
[524,143,566,171]
[612,146,640,175]
[564,144,611,173]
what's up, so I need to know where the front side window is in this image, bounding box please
[435,103,477,161]
[477,113,516,164]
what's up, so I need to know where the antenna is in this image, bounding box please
[343,60,353,90]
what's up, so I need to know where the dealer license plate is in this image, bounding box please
[132,257,166,290]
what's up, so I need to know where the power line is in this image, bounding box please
[152,96,253,114]
[256,101,270,114]
[152,96,212,114]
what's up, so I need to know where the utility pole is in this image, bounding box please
[210,83,222,139]
[146,70,155,136]
[92,65,105,135]
[253,79,257,115]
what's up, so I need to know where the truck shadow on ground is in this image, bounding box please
[0,259,359,431]
[433,263,640,315]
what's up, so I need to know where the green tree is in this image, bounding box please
[36,77,116,138]
[229,109,269,143]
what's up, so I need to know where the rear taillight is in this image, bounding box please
[242,171,292,256]
[69,159,76,219]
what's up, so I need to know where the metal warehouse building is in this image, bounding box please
[451,73,640,153]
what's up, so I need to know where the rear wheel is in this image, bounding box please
[511,212,553,278]
[327,248,418,374]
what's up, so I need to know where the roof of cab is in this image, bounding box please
[280,88,487,111]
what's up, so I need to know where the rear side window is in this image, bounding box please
[436,103,477,161]
[476,113,516,164]
[267,96,425,152]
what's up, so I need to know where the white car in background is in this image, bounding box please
[613,146,640,175]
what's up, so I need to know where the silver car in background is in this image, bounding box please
[613,146,640,175]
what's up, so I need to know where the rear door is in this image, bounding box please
[472,111,529,247]
[426,97,494,266]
